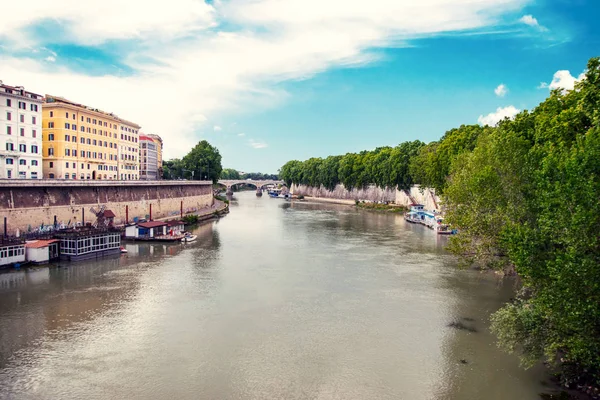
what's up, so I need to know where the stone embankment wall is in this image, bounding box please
[0,181,214,234]
[292,183,441,211]
[394,185,442,212]
[291,184,397,204]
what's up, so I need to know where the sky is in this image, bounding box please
[1,0,598,174]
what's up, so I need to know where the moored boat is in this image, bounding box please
[181,232,197,242]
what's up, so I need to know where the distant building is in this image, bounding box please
[0,81,43,179]
[146,134,163,179]
[118,119,141,180]
[139,134,158,180]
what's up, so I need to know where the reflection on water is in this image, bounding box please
[0,192,549,399]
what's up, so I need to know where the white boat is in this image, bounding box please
[181,233,197,242]
[120,246,128,253]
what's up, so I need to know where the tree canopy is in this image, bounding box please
[162,140,222,183]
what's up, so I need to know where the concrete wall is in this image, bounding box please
[291,183,442,211]
[292,183,397,203]
[394,185,442,212]
[0,180,213,234]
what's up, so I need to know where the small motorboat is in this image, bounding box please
[120,246,128,253]
[181,232,197,243]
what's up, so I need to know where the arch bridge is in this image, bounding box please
[217,180,285,195]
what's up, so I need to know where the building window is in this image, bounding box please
[6,143,14,151]
[6,126,11,135]
[6,99,11,107]
[72,173,76,179]
[50,111,54,117]
[32,116,37,124]
[32,130,37,138]
[65,149,70,156]
[20,114,24,123]
[31,145,38,154]
[49,173,55,179]
[65,174,69,179]
[72,125,77,131]
[72,136,76,142]
[7,170,11,179]
[48,122,54,128]
[81,116,84,122]
[49,162,54,168]
[6,158,14,165]
[66,162,69,168]
[81,126,85,132]
[48,133,54,141]
[65,134,71,142]
[80,137,85,144]
[66,112,69,118]
[32,160,38,166]
[31,172,38,179]
[65,123,71,129]
[20,128,24,136]
[48,148,54,156]
[19,159,26,165]
[19,144,26,152]
[73,149,77,157]
[6,112,11,121]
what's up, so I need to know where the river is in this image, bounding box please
[0,191,551,399]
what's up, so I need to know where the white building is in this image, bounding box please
[0,81,43,179]
[118,119,141,180]
[139,134,158,180]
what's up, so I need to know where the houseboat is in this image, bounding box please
[124,221,184,242]
[0,238,26,268]
[25,239,60,264]
[54,229,122,262]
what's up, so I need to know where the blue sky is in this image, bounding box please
[1,0,598,173]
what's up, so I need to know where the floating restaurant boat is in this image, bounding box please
[0,237,26,268]
[54,228,122,261]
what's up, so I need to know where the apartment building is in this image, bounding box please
[0,81,43,179]
[118,119,141,180]
[146,134,163,179]
[139,134,158,180]
[42,95,122,180]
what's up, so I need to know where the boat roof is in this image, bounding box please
[25,239,60,248]
[138,221,167,228]
[167,220,185,227]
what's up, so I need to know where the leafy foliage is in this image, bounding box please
[163,140,222,183]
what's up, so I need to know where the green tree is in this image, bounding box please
[182,140,222,183]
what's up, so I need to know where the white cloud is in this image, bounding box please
[477,105,520,126]
[237,133,246,137]
[45,56,56,62]
[248,139,268,149]
[494,83,508,97]
[213,125,222,131]
[0,0,526,159]
[519,15,539,27]
[544,70,586,92]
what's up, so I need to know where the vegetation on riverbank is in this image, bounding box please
[280,57,600,389]
[355,201,407,213]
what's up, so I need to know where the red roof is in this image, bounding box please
[25,239,60,249]
[167,220,184,227]
[138,221,167,229]
[103,210,116,218]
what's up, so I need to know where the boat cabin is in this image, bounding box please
[167,221,185,235]
[125,221,168,239]
[25,239,60,264]
[55,229,121,261]
[0,238,26,268]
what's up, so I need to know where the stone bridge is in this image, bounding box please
[217,180,285,195]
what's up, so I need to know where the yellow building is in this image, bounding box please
[42,96,138,180]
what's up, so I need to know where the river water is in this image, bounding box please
[0,192,551,399]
